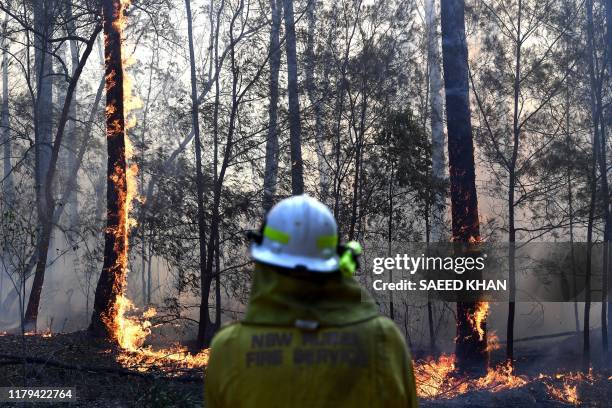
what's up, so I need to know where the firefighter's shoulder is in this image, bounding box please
[209,321,242,348]
[370,315,410,350]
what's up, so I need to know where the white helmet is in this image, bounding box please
[250,195,339,272]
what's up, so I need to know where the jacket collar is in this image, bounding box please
[243,263,379,327]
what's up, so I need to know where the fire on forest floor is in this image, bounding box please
[1,330,611,407]
[414,353,611,407]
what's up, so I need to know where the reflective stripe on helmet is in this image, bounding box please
[316,235,338,249]
[263,226,290,244]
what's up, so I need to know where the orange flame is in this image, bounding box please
[101,0,206,372]
[469,301,489,341]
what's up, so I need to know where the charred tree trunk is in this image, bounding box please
[283,0,304,195]
[440,0,486,375]
[262,0,282,212]
[90,0,129,338]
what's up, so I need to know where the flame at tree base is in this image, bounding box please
[110,296,209,373]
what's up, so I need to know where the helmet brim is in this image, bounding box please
[250,244,339,273]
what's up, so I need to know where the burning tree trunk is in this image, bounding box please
[440,0,487,375]
[90,0,132,338]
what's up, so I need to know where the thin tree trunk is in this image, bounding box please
[305,0,329,201]
[1,14,12,207]
[262,0,282,212]
[440,0,486,375]
[425,0,445,354]
[604,0,612,365]
[65,1,79,243]
[426,0,446,243]
[90,0,130,338]
[563,16,580,332]
[506,0,523,364]
[283,0,304,195]
[0,14,9,311]
[583,0,600,371]
[585,0,610,364]
[200,0,230,347]
[387,160,394,321]
[185,0,209,345]
[26,22,101,331]
[25,0,55,331]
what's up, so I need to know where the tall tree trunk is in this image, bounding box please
[199,0,237,347]
[563,9,580,333]
[506,0,523,364]
[0,13,11,309]
[583,0,600,371]
[65,0,80,245]
[90,0,130,338]
[25,0,55,331]
[305,0,330,201]
[605,0,612,367]
[607,0,612,72]
[262,0,282,212]
[425,0,445,354]
[425,0,446,243]
[283,0,304,195]
[440,0,486,375]
[348,88,366,241]
[1,14,12,207]
[585,0,610,364]
[185,0,209,346]
[25,4,100,331]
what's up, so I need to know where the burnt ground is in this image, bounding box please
[419,331,612,408]
[0,331,204,407]
[0,331,610,407]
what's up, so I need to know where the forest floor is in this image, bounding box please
[0,331,610,407]
[0,331,204,407]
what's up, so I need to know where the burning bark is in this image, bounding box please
[90,0,137,339]
[439,0,487,375]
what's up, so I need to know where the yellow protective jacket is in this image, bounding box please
[205,264,418,408]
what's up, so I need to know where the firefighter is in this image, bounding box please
[205,195,418,408]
